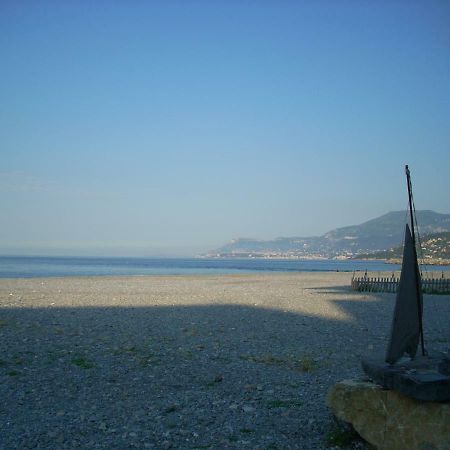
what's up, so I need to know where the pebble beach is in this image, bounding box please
[1,273,449,449]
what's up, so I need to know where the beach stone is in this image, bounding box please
[326,379,450,450]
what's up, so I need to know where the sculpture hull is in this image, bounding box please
[362,353,450,402]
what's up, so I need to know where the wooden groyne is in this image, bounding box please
[351,273,450,294]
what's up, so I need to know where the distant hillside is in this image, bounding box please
[322,210,450,254]
[208,210,450,258]
[356,231,450,262]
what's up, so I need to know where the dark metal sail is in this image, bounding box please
[362,165,449,401]
[385,223,423,364]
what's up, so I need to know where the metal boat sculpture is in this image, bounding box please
[362,166,450,402]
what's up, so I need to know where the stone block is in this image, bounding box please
[326,379,450,450]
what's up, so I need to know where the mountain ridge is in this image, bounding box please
[207,210,450,259]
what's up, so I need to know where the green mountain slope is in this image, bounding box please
[357,231,450,262]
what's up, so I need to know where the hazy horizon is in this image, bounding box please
[2,2,450,257]
[2,207,449,258]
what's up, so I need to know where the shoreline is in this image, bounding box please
[2,266,450,282]
[0,270,361,281]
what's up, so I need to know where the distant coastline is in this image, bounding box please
[210,210,450,262]
[199,253,329,260]
[382,258,450,266]
[202,253,450,266]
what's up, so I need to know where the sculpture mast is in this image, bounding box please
[405,164,425,356]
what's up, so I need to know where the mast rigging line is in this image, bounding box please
[405,165,426,357]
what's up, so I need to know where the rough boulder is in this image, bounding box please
[326,379,450,450]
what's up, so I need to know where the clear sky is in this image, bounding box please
[1,1,449,256]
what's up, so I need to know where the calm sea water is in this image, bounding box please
[0,255,410,278]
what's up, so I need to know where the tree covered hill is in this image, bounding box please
[356,231,450,262]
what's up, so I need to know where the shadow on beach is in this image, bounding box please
[0,282,448,449]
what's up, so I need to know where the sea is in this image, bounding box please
[0,255,412,278]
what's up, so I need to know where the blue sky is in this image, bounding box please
[1,1,449,256]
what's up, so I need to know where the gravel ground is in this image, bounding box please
[0,273,449,450]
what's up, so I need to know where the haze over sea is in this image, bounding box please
[0,255,414,278]
[2,3,450,258]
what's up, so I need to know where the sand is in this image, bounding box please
[1,273,449,449]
